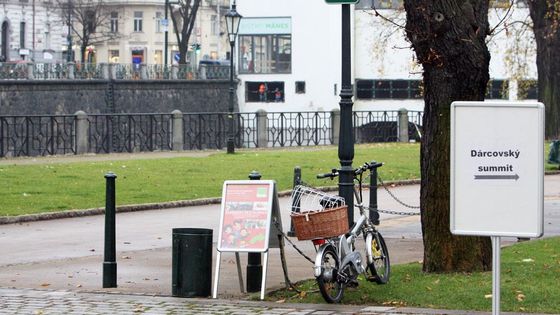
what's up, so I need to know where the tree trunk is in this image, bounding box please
[528,0,560,139]
[403,0,492,272]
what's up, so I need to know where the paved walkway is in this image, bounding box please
[1,172,560,314]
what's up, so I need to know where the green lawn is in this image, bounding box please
[1,142,558,217]
[267,236,560,314]
[0,144,420,216]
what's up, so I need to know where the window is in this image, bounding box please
[518,80,538,100]
[295,81,306,94]
[486,80,509,99]
[85,10,96,33]
[211,15,218,35]
[156,12,163,33]
[109,49,119,63]
[19,22,25,48]
[356,79,422,99]
[134,11,143,32]
[239,35,291,74]
[110,12,118,33]
[246,81,285,103]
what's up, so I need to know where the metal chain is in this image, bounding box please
[377,174,421,210]
[273,219,315,264]
[368,206,420,216]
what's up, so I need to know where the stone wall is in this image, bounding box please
[0,80,235,115]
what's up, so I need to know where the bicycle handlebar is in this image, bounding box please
[316,168,339,179]
[316,162,384,179]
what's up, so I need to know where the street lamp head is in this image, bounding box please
[225,1,242,44]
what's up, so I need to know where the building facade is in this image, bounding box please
[0,0,67,62]
[0,0,231,65]
[234,0,537,113]
[91,0,230,65]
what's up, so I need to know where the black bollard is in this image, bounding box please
[246,170,263,292]
[369,161,380,225]
[287,166,301,237]
[103,172,117,288]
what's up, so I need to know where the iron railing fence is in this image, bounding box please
[267,112,332,147]
[0,110,423,158]
[88,114,174,154]
[0,115,76,157]
[0,63,28,80]
[0,62,231,80]
[33,63,70,79]
[354,110,423,143]
[182,112,257,150]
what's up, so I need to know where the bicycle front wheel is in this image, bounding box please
[365,231,390,284]
[316,246,344,303]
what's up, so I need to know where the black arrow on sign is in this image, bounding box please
[474,174,519,180]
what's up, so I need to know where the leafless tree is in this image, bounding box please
[169,0,202,64]
[54,0,121,63]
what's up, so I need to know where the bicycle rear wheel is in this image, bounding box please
[316,246,344,303]
[365,231,390,284]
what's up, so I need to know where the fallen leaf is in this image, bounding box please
[516,294,526,302]
[522,258,534,262]
[433,279,440,285]
[299,291,307,298]
[121,256,131,259]
[484,294,492,299]
[76,284,82,288]
[40,283,50,287]
[276,299,286,303]
[426,286,432,291]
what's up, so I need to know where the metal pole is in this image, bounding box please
[66,0,72,62]
[492,236,501,315]
[338,4,354,227]
[103,172,117,288]
[227,40,235,153]
[246,170,262,292]
[288,166,301,237]
[369,161,379,225]
[164,0,169,65]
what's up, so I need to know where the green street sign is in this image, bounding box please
[325,0,359,3]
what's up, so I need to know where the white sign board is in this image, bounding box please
[450,101,544,237]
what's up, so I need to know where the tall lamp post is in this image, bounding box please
[164,0,168,65]
[66,0,73,62]
[225,0,242,154]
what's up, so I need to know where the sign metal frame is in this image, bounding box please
[450,101,544,238]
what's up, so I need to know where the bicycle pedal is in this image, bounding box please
[347,279,359,288]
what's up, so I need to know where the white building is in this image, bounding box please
[234,0,537,113]
[0,0,67,62]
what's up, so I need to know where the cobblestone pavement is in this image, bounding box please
[0,288,450,315]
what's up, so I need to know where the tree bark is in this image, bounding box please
[403,0,492,272]
[528,0,560,139]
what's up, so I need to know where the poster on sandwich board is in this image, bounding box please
[217,180,281,252]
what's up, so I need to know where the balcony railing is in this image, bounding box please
[0,62,231,81]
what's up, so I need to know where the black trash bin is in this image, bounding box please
[172,228,213,297]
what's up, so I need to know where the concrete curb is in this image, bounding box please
[0,179,421,225]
